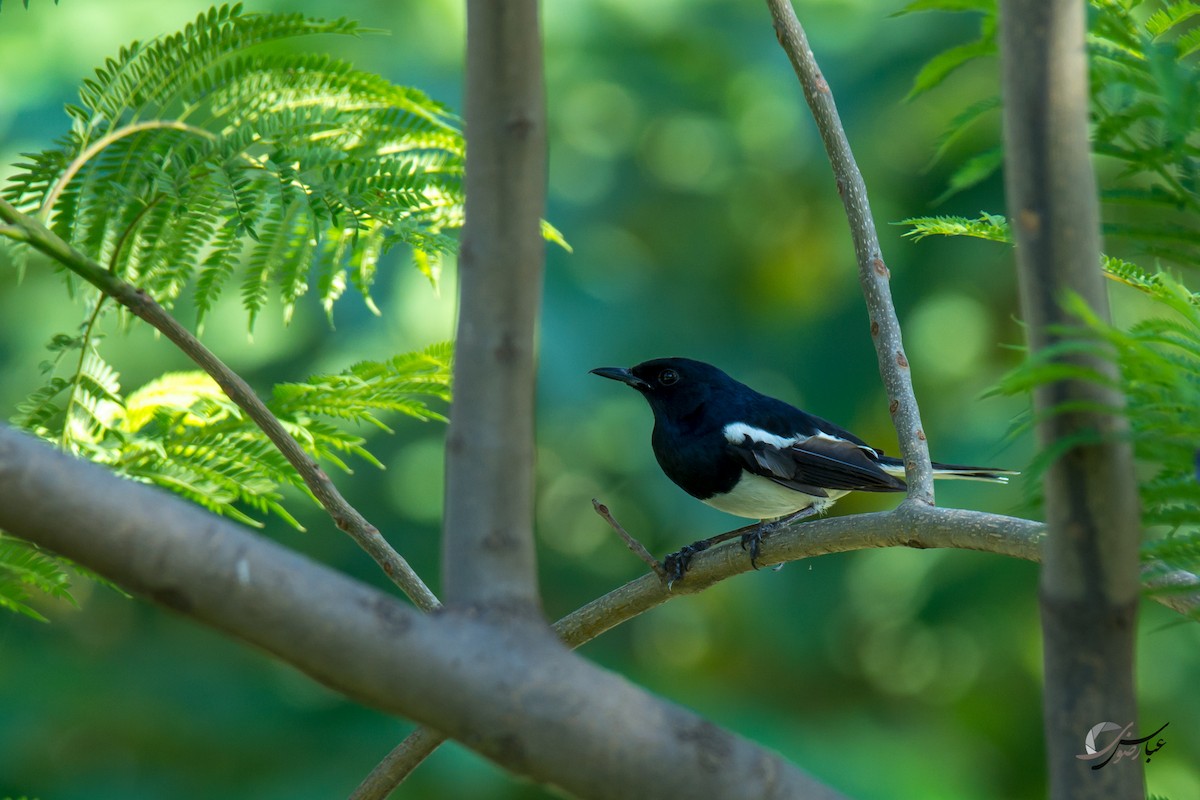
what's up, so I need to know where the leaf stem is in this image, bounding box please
[59,296,110,450]
[39,120,217,224]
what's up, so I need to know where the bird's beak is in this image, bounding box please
[590,366,650,391]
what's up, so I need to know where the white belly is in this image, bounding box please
[701,472,846,519]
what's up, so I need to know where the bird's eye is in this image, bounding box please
[658,369,679,386]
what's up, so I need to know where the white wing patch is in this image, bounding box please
[723,422,881,457]
[722,422,798,450]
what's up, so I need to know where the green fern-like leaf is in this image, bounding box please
[914,0,1200,252]
[933,147,1004,204]
[926,95,1002,171]
[899,0,996,100]
[0,534,76,622]
[899,212,1011,242]
[271,341,453,433]
[77,342,451,530]
[998,276,1200,542]
[901,1,1200,610]
[4,4,469,333]
[907,35,997,101]
[1145,2,1200,40]
[6,332,451,539]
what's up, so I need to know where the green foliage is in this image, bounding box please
[900,211,1010,242]
[904,0,1200,224]
[994,278,1200,606]
[3,3,466,327]
[894,0,997,101]
[894,0,1002,197]
[0,534,75,622]
[15,340,453,531]
[0,6,477,614]
[901,0,1200,612]
[1091,2,1200,266]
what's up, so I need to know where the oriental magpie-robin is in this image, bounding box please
[591,357,1015,579]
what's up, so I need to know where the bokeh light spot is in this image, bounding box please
[632,601,712,670]
[907,292,992,382]
[640,113,731,193]
[556,80,641,159]
[387,436,446,523]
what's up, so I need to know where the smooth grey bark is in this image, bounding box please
[0,425,846,800]
[765,0,934,504]
[999,1,1143,797]
[442,0,546,608]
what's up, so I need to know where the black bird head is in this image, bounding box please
[590,357,734,420]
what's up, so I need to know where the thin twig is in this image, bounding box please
[0,197,441,613]
[592,499,667,579]
[765,0,935,505]
[349,727,446,800]
[553,505,1048,646]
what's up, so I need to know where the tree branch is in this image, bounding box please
[593,499,667,579]
[999,1,1143,797]
[349,727,445,800]
[0,424,848,800]
[0,197,440,613]
[560,503,1199,643]
[765,0,934,505]
[4,409,1191,799]
[356,489,1200,796]
[441,0,546,608]
[354,1,1200,789]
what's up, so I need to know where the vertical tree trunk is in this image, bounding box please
[999,1,1143,797]
[442,0,547,611]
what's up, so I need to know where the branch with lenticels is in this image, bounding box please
[765,0,935,505]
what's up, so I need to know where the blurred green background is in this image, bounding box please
[1,1,1197,798]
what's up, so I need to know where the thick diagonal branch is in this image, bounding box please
[0,197,439,613]
[0,425,846,800]
[765,0,934,504]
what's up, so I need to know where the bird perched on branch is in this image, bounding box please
[591,357,1015,580]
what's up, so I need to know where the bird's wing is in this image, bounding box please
[725,425,907,495]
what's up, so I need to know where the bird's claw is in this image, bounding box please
[740,527,765,569]
[663,517,788,583]
[662,541,710,586]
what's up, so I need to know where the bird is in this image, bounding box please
[591,357,1016,580]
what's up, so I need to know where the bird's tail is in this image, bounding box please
[878,456,1017,484]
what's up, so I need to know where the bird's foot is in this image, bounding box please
[663,541,711,586]
[741,507,821,570]
[740,525,768,570]
[663,507,819,583]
